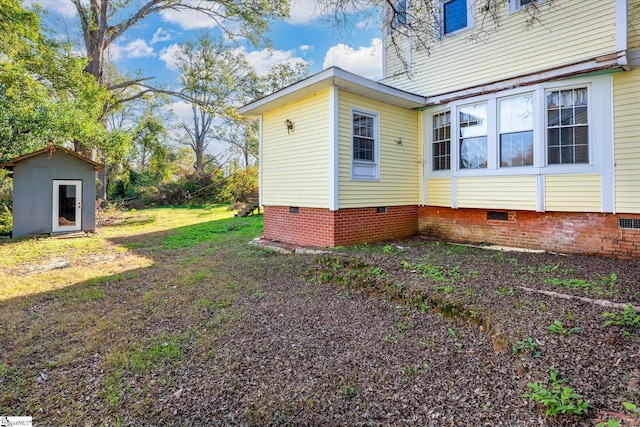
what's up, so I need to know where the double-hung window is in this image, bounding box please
[352,109,380,180]
[459,103,487,169]
[509,0,547,14]
[432,111,451,171]
[546,87,589,165]
[499,94,534,167]
[442,0,473,36]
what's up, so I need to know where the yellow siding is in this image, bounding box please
[614,68,640,213]
[427,178,452,207]
[384,1,617,95]
[262,88,330,208]
[630,0,640,50]
[337,90,420,208]
[545,175,601,212]
[457,176,537,210]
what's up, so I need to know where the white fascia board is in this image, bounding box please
[238,67,425,116]
[426,55,625,105]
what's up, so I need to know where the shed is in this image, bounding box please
[1,145,104,238]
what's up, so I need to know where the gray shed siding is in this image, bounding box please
[12,151,97,237]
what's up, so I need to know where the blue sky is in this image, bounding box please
[28,0,384,88]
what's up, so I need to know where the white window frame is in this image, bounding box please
[509,0,548,15]
[351,107,380,181]
[439,0,475,38]
[426,74,611,178]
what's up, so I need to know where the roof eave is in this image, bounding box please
[238,66,425,116]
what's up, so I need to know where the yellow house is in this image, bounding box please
[240,0,640,257]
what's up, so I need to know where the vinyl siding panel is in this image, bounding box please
[337,90,420,208]
[427,178,452,207]
[457,176,537,210]
[613,68,640,213]
[262,88,331,208]
[383,1,617,95]
[630,0,640,50]
[545,174,601,212]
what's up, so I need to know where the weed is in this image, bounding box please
[545,274,618,297]
[492,252,506,263]
[254,291,267,299]
[342,385,356,397]
[622,401,638,412]
[596,421,621,427]
[371,267,385,278]
[434,285,454,294]
[403,362,429,383]
[524,367,589,417]
[512,338,542,357]
[447,327,461,339]
[547,320,581,336]
[132,337,182,371]
[496,287,514,296]
[603,305,640,337]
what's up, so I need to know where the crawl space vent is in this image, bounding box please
[619,218,640,229]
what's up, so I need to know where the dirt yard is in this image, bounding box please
[1,206,639,426]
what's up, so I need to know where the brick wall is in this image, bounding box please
[263,205,418,247]
[419,206,640,258]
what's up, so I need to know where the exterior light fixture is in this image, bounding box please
[284,119,294,134]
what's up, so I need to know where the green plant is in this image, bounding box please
[596,420,621,427]
[434,285,454,294]
[622,401,638,412]
[0,205,12,235]
[342,385,356,397]
[497,287,514,296]
[603,305,640,336]
[524,367,589,417]
[512,338,542,357]
[547,320,581,336]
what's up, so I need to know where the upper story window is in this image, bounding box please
[443,0,474,36]
[459,103,487,169]
[500,94,534,167]
[509,0,547,14]
[352,109,380,180]
[432,111,451,171]
[396,0,408,26]
[546,88,589,165]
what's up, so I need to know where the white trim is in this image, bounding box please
[616,0,629,69]
[630,49,640,68]
[329,87,339,211]
[536,174,544,212]
[451,175,458,208]
[421,111,428,205]
[350,107,381,181]
[52,180,82,233]
[439,0,475,38]
[508,0,548,15]
[427,57,624,105]
[258,117,263,206]
[239,67,424,116]
[601,77,615,213]
[423,74,614,211]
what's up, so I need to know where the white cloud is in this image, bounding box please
[323,38,382,80]
[159,44,182,71]
[159,1,220,30]
[288,0,324,25]
[24,0,78,18]
[234,47,309,76]
[299,45,314,55]
[108,39,155,61]
[166,100,193,124]
[151,28,177,44]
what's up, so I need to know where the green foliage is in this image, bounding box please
[547,320,581,336]
[131,337,182,371]
[524,367,589,417]
[0,0,109,160]
[596,420,621,427]
[217,166,258,203]
[512,338,541,357]
[603,305,640,337]
[544,273,618,297]
[0,204,12,236]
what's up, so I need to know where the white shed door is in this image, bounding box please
[52,180,82,233]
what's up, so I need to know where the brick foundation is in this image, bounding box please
[263,205,418,247]
[419,206,640,258]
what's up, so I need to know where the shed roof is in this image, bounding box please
[239,67,426,116]
[1,145,104,171]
